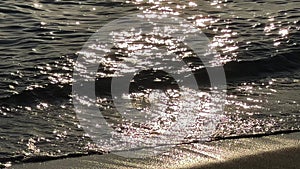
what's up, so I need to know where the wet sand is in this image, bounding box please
[13,132,300,169]
[190,146,300,169]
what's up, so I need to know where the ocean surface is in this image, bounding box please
[0,0,299,166]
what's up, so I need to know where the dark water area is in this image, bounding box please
[0,0,300,165]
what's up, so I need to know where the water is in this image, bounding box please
[0,0,299,165]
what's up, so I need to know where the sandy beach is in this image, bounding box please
[12,132,300,169]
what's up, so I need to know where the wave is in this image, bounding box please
[223,48,300,81]
[1,48,299,107]
[212,129,300,141]
[0,84,71,107]
[0,150,104,167]
[191,48,300,86]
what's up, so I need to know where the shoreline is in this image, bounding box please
[12,132,300,169]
